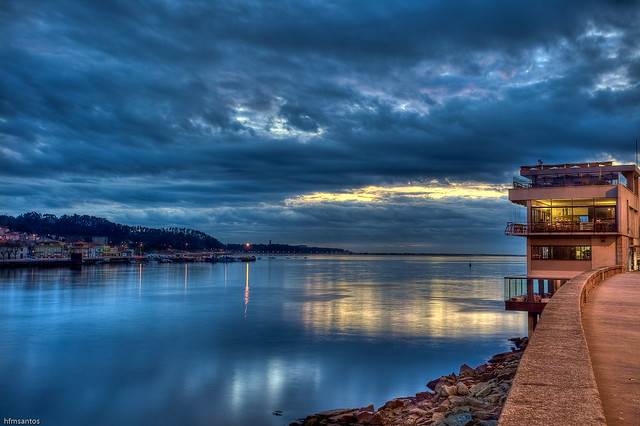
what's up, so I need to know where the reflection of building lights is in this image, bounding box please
[244,263,250,318]
[286,277,525,337]
[184,264,188,291]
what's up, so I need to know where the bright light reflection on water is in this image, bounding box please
[0,255,526,425]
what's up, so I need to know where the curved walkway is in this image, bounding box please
[583,272,640,426]
[499,267,620,426]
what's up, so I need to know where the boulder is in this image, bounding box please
[316,408,357,418]
[415,391,433,400]
[382,399,406,410]
[459,364,475,377]
[469,381,495,398]
[330,412,357,423]
[455,383,469,396]
[457,396,488,408]
[443,385,457,396]
[433,402,449,413]
[447,396,466,406]
[427,378,441,391]
[432,412,446,423]
[355,411,375,424]
[486,394,501,404]
[442,412,473,426]
[475,364,488,374]
[408,407,430,416]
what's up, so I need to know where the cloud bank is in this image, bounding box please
[1,1,639,251]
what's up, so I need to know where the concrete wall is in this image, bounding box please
[499,266,624,426]
[529,260,589,278]
[527,235,619,279]
[591,236,617,269]
[616,184,638,236]
[528,236,592,279]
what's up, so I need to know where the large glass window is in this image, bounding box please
[573,206,594,222]
[595,206,616,220]
[531,245,592,260]
[551,207,572,222]
[531,208,551,223]
[529,198,616,232]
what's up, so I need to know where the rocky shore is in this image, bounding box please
[291,337,527,426]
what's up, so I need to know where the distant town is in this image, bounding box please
[0,227,135,262]
[0,212,350,267]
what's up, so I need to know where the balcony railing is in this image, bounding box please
[504,276,569,312]
[505,220,616,235]
[512,173,623,189]
[504,222,528,235]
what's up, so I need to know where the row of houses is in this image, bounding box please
[0,227,40,243]
[0,228,135,261]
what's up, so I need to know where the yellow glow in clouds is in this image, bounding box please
[287,182,508,205]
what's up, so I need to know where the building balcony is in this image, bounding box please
[504,276,569,312]
[505,220,616,236]
[512,172,624,190]
[504,222,528,236]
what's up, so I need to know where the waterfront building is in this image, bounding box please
[101,244,122,257]
[0,242,29,260]
[504,161,640,332]
[119,247,134,257]
[32,240,68,259]
[70,241,100,258]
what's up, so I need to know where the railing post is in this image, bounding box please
[527,279,534,302]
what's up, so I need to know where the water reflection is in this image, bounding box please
[0,256,526,426]
[138,263,143,295]
[244,263,250,319]
[295,277,523,337]
[184,263,189,292]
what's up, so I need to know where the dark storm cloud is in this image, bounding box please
[1,0,639,250]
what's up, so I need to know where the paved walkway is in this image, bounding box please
[583,272,640,426]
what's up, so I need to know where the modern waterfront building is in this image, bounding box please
[504,161,640,332]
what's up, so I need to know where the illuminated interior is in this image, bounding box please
[530,198,616,232]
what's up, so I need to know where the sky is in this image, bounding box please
[1,1,639,253]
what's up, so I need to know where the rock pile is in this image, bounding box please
[291,337,527,426]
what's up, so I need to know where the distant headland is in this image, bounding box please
[0,212,349,256]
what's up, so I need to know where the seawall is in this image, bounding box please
[499,265,623,426]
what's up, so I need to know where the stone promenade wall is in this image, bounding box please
[498,265,623,426]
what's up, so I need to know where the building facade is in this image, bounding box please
[0,243,29,260]
[504,161,640,332]
[32,241,68,259]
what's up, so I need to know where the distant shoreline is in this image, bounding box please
[350,252,525,257]
[0,253,526,270]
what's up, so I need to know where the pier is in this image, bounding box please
[499,268,640,425]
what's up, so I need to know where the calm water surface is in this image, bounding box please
[0,255,526,425]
